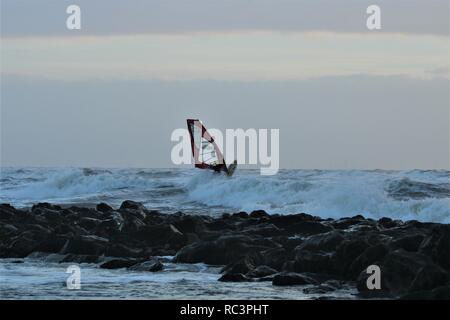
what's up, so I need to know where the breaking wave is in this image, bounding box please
[1,167,449,223]
[185,170,450,223]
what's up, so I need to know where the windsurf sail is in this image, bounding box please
[186,119,236,176]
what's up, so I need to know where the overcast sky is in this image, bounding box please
[1,0,449,169]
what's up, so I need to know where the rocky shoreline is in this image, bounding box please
[1,201,449,299]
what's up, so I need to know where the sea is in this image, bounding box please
[1,167,449,299]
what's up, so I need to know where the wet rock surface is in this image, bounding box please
[1,202,449,299]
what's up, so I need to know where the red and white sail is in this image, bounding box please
[186,119,225,170]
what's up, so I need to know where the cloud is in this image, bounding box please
[2,32,448,81]
[1,0,448,38]
[1,74,448,169]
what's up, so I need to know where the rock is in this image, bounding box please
[294,250,335,274]
[378,217,400,229]
[100,258,140,269]
[6,236,38,257]
[78,217,101,230]
[60,254,100,263]
[33,208,62,221]
[357,249,433,296]
[272,272,319,286]
[409,264,449,292]
[296,231,345,252]
[173,215,207,234]
[134,224,186,249]
[121,214,146,233]
[249,210,270,219]
[0,223,19,236]
[419,225,450,270]
[0,203,18,219]
[269,213,316,229]
[33,234,67,253]
[400,286,450,300]
[348,244,389,278]
[31,203,62,211]
[243,224,282,237]
[96,203,113,212]
[232,212,248,219]
[390,234,425,252]
[218,273,250,282]
[129,259,164,272]
[120,200,146,212]
[119,200,145,211]
[286,221,333,236]
[332,216,368,230]
[335,239,370,275]
[105,244,144,258]
[221,255,257,275]
[174,235,270,265]
[60,235,109,256]
[246,265,278,278]
[262,247,290,270]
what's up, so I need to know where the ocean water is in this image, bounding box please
[0,257,356,300]
[1,167,449,223]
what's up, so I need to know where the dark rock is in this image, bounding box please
[100,258,140,269]
[78,217,101,230]
[31,203,62,211]
[249,210,269,219]
[378,217,399,229]
[221,255,257,275]
[269,213,316,229]
[348,244,389,278]
[60,254,100,263]
[409,264,449,292]
[262,247,289,270]
[400,286,450,300]
[134,224,186,249]
[233,212,248,219]
[105,244,144,258]
[294,250,335,274]
[357,249,434,296]
[60,235,109,256]
[243,223,282,237]
[0,223,19,236]
[419,225,450,270]
[33,234,67,253]
[129,259,164,272]
[246,265,278,278]
[286,221,333,236]
[390,234,425,252]
[296,231,345,252]
[6,236,38,257]
[272,272,319,286]
[173,215,207,234]
[120,200,146,212]
[218,273,250,282]
[33,208,62,221]
[335,239,370,275]
[96,203,114,212]
[121,214,146,233]
[174,235,270,265]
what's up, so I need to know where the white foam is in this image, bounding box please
[185,170,450,223]
[1,167,449,223]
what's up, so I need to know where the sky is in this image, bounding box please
[1,0,449,169]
